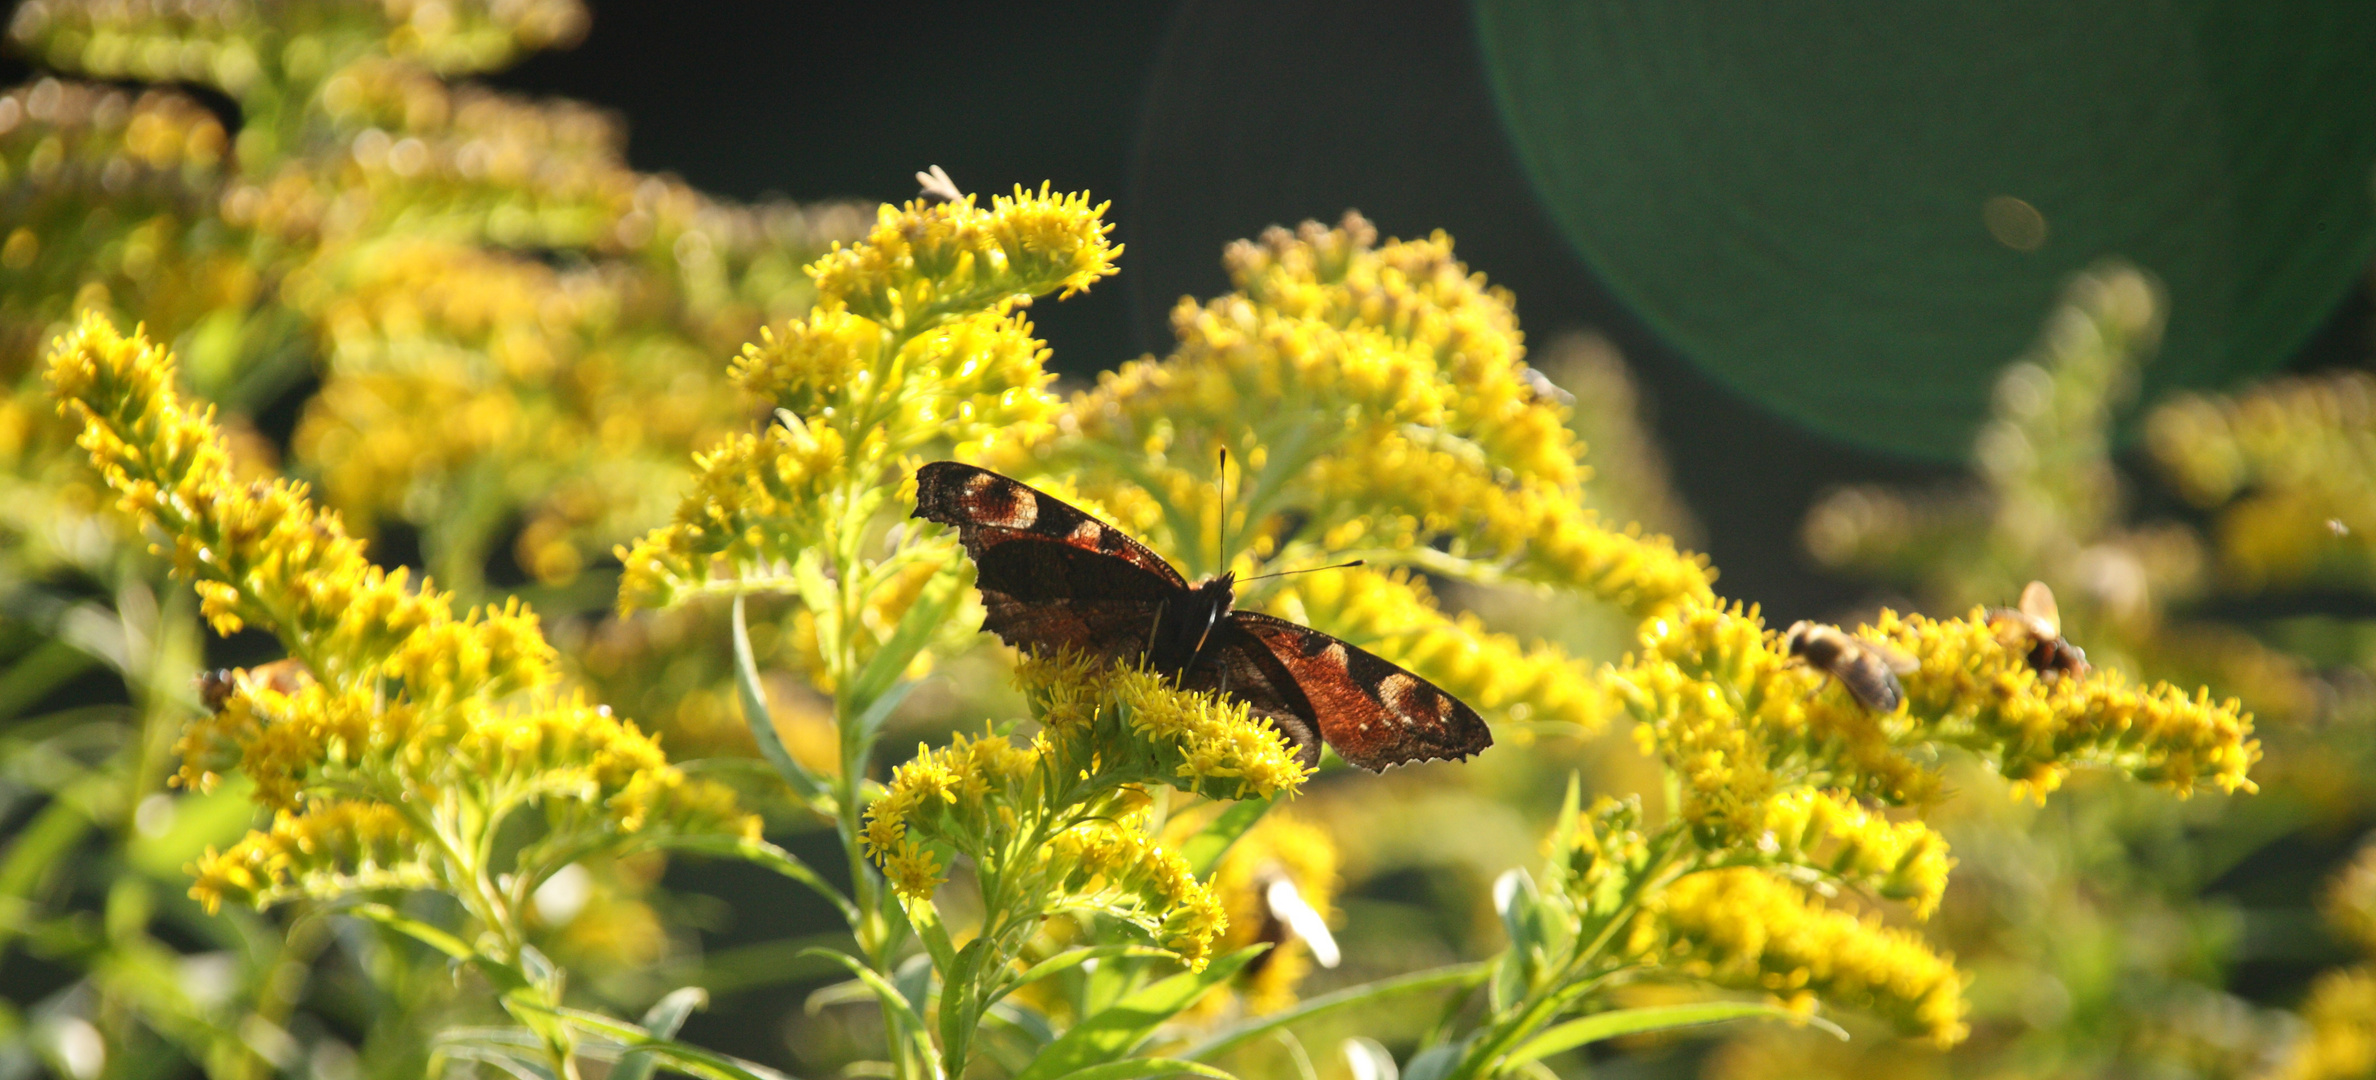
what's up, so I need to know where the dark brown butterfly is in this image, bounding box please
[911,462,1491,771]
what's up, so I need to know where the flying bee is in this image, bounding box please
[197,658,314,712]
[1782,621,1918,713]
[1988,580,2088,681]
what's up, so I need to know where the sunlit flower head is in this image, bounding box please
[49,314,758,918]
[1631,867,1968,1046]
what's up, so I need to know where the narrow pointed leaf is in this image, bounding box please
[608,988,711,1080]
[1182,962,1490,1062]
[1505,1002,1845,1066]
[1045,1058,1239,1080]
[732,596,832,809]
[1012,947,1266,1080]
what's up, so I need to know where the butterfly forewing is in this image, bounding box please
[915,462,1185,587]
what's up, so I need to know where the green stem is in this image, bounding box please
[1449,832,1692,1080]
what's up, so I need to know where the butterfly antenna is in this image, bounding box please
[1216,447,1229,574]
[1239,559,1365,583]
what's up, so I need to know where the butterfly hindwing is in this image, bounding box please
[1182,620,1327,771]
[1229,612,1492,772]
[968,534,1171,666]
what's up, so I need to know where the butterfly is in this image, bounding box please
[911,461,1492,772]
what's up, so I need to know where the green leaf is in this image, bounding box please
[1012,946,1266,1080]
[1044,1058,1239,1080]
[799,948,938,1070]
[516,1000,798,1080]
[349,903,485,965]
[662,834,857,926]
[1400,1042,1466,1080]
[1178,799,1272,878]
[732,596,833,811]
[845,563,968,721]
[1505,1002,1846,1066]
[608,988,710,1080]
[1182,962,1491,1062]
[1003,946,1179,1000]
[436,1044,556,1080]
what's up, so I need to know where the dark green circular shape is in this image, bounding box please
[1475,1,2376,459]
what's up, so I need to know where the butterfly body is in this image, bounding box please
[913,462,1491,772]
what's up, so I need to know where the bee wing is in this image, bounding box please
[2018,580,2061,637]
[1866,638,1919,675]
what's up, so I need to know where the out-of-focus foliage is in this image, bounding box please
[0,2,862,1077]
[1782,263,2376,1080]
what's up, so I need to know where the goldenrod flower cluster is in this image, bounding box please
[971,212,1700,744]
[4,1,864,602]
[619,185,1109,613]
[48,313,756,916]
[9,0,588,94]
[1565,596,2261,1046]
[1628,868,1967,1046]
[1612,602,2255,817]
[2146,371,2376,592]
[863,654,1297,971]
[1002,213,1708,608]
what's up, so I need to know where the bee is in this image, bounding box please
[1988,580,2088,681]
[197,658,313,712]
[1782,621,1918,713]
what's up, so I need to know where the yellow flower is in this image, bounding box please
[1607,601,2259,818]
[190,801,432,913]
[619,183,1102,622]
[2146,371,2376,592]
[1109,665,1310,801]
[1755,789,1953,920]
[2268,967,2376,1080]
[50,315,758,918]
[809,185,1122,328]
[991,211,1710,616]
[1047,818,1227,971]
[1633,867,1968,1046]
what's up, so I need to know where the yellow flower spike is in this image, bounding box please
[2145,371,2376,591]
[1756,790,1953,920]
[1108,666,1310,801]
[52,315,758,921]
[1637,867,1969,1046]
[992,213,1710,617]
[807,184,1120,332]
[1047,818,1226,971]
[1867,607,2259,799]
[1610,600,2257,815]
[189,801,435,914]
